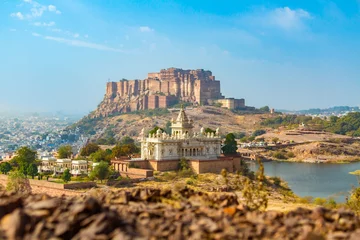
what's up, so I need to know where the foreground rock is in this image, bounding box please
[0,188,359,239]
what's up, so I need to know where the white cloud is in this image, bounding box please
[51,28,62,32]
[30,5,47,18]
[10,12,24,20]
[139,26,154,32]
[73,33,80,38]
[84,34,89,38]
[32,32,41,37]
[33,21,55,27]
[48,5,61,14]
[44,36,125,53]
[125,35,130,40]
[240,6,312,31]
[19,1,61,19]
[9,29,17,32]
[268,7,311,30]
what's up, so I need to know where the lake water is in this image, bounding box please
[249,161,360,202]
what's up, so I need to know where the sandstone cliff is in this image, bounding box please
[93,68,223,118]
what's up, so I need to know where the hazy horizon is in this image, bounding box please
[1,0,360,113]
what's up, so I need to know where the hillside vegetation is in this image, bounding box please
[70,106,271,141]
[261,112,360,136]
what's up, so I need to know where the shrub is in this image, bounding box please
[287,152,295,158]
[297,196,313,204]
[186,179,194,185]
[273,151,288,160]
[270,176,281,186]
[62,169,71,183]
[326,198,337,209]
[6,171,31,193]
[241,159,268,211]
[347,187,360,213]
[313,197,327,206]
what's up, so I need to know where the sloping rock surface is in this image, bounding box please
[0,188,360,239]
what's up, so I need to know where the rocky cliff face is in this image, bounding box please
[92,68,223,118]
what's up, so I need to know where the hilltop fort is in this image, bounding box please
[94,68,245,117]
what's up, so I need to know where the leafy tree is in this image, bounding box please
[112,144,139,158]
[205,128,216,134]
[57,145,73,159]
[148,126,164,135]
[259,106,270,112]
[27,163,38,179]
[12,146,37,176]
[0,162,12,174]
[120,136,135,145]
[89,161,110,183]
[80,143,100,156]
[62,169,71,183]
[6,171,31,193]
[222,133,238,155]
[252,129,266,137]
[272,137,279,144]
[90,149,112,162]
[164,121,172,135]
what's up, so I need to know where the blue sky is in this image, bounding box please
[1,0,360,114]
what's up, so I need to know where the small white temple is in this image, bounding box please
[140,106,222,161]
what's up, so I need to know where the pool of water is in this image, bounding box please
[249,161,360,202]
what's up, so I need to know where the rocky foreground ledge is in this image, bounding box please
[0,188,359,240]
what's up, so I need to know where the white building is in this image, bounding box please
[38,157,57,172]
[55,159,72,174]
[71,160,89,176]
[140,107,222,161]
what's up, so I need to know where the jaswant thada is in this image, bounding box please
[111,107,241,178]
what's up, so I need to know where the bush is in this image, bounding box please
[62,169,71,183]
[6,171,31,193]
[313,197,327,206]
[287,152,295,158]
[347,187,360,213]
[297,196,313,204]
[273,151,288,160]
[270,176,281,186]
[326,198,337,209]
[241,159,268,211]
[186,179,194,185]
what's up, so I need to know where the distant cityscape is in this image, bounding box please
[0,113,87,160]
[280,106,360,118]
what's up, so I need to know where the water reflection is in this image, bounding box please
[249,161,360,202]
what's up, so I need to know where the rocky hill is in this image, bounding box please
[72,106,270,142]
[94,68,223,117]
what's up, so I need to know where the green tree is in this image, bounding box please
[89,161,110,183]
[222,133,238,155]
[259,106,270,112]
[90,149,112,162]
[0,162,12,174]
[272,137,279,144]
[205,128,216,134]
[252,129,266,137]
[58,145,73,159]
[27,163,38,179]
[62,169,71,183]
[6,171,31,193]
[120,136,135,145]
[112,144,139,158]
[80,143,100,156]
[148,126,164,135]
[12,146,37,176]
[164,121,172,135]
